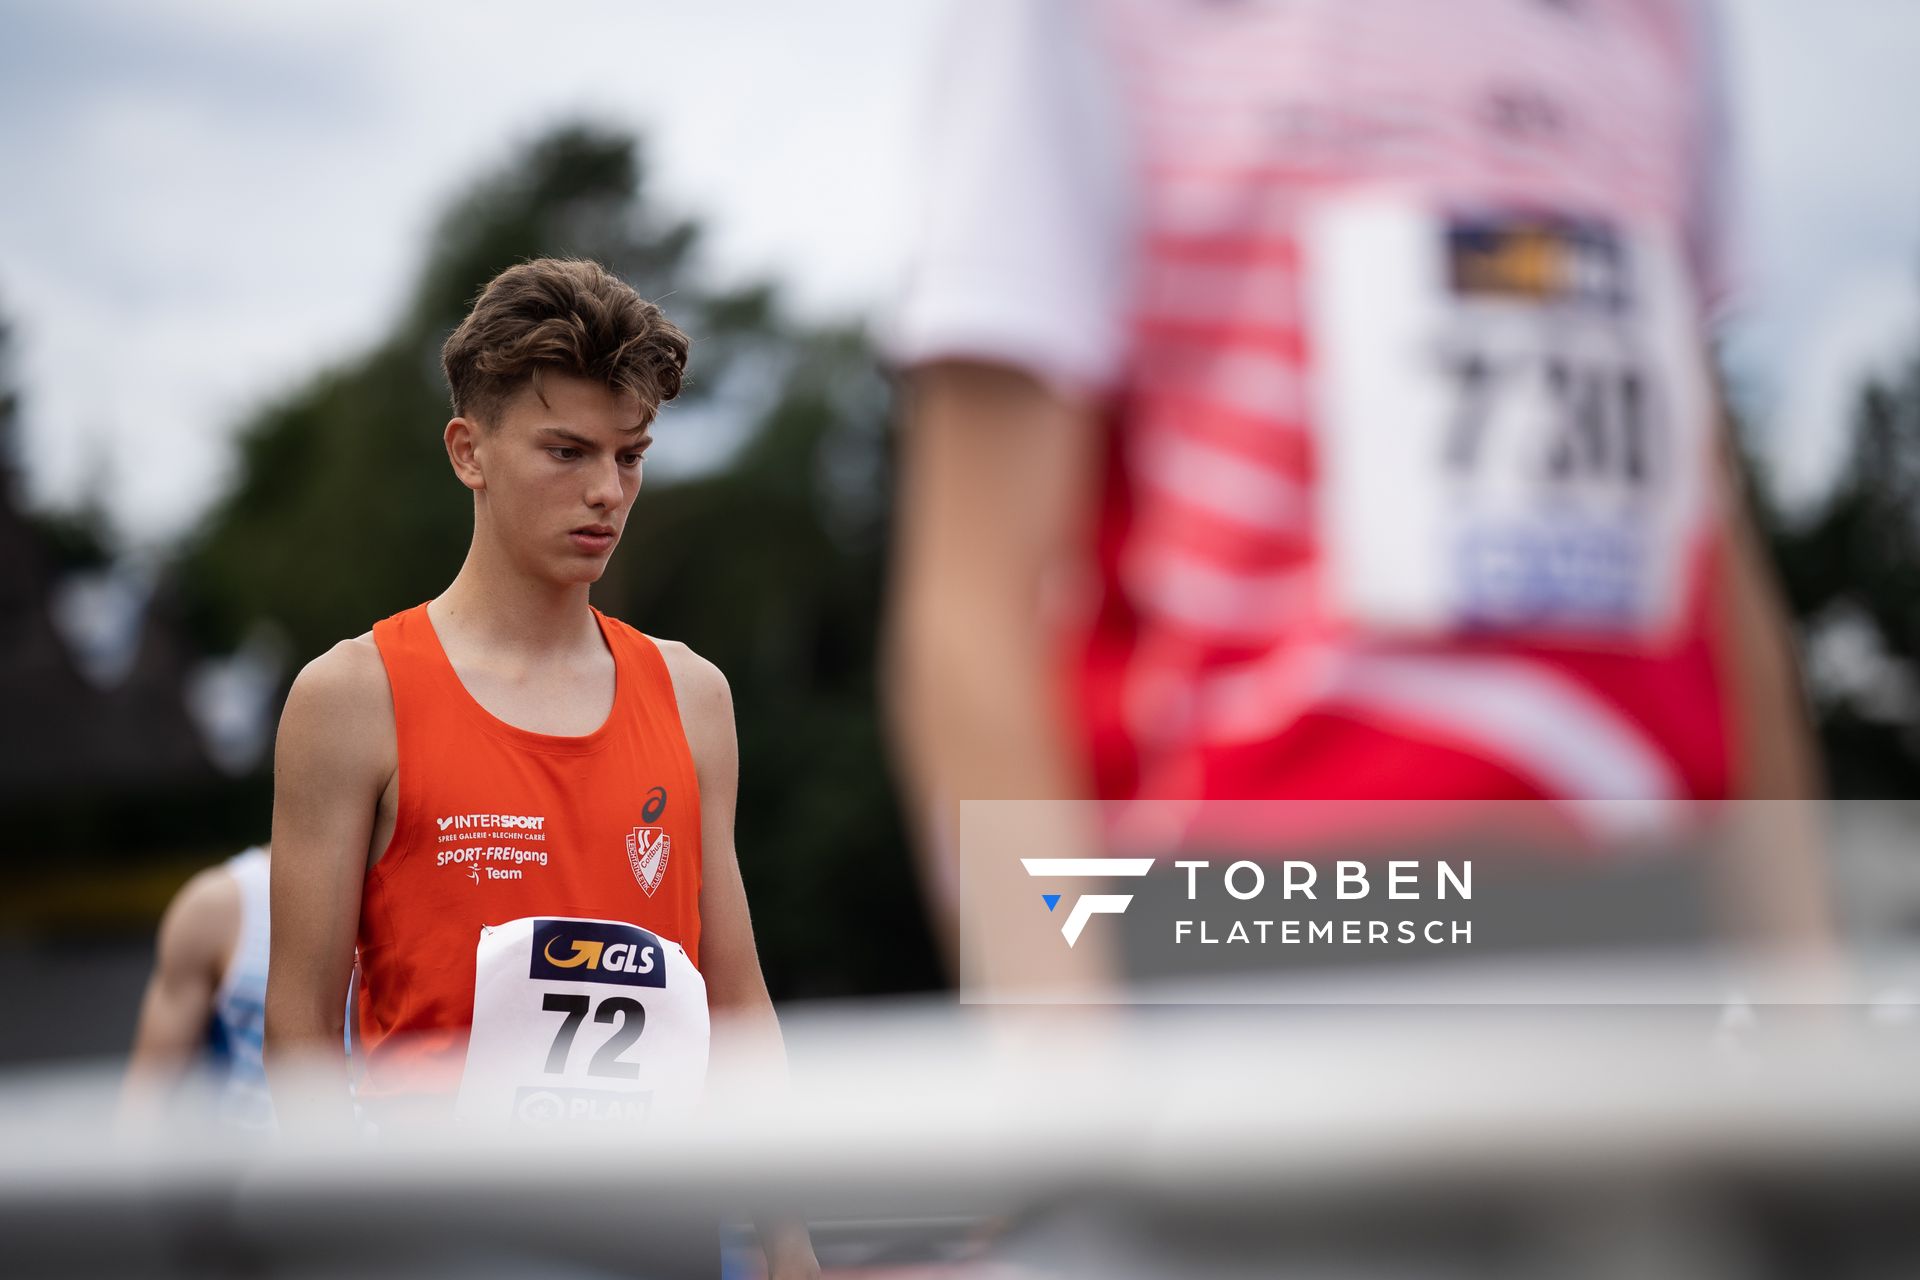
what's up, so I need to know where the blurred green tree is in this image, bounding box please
[0,303,18,484]
[175,124,938,997]
[178,123,745,656]
[1,302,112,572]
[1747,300,1920,796]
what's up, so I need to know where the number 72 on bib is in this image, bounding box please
[456,916,710,1131]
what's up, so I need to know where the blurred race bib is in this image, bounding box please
[455,916,708,1132]
[1304,196,1714,640]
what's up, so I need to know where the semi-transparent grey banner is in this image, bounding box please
[957,800,1917,1006]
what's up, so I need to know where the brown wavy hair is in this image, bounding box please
[441,258,689,428]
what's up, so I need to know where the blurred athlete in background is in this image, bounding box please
[886,0,1829,977]
[123,846,276,1132]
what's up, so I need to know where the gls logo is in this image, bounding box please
[529,919,668,988]
[544,936,654,975]
[1021,858,1155,946]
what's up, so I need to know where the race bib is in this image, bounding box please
[455,916,709,1133]
[1304,196,1714,640]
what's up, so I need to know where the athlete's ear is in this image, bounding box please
[445,417,486,492]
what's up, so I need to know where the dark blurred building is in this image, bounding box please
[0,463,245,1064]
[0,478,215,807]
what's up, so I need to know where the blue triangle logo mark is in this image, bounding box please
[1042,894,1061,912]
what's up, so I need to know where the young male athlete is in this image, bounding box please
[887,0,1831,978]
[124,846,276,1132]
[265,258,817,1278]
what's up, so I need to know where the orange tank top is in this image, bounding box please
[356,603,703,1108]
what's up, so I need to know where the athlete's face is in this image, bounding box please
[450,373,653,584]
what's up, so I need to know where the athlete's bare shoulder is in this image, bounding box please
[156,864,243,983]
[650,636,730,714]
[296,630,381,680]
[648,637,735,764]
[278,632,396,778]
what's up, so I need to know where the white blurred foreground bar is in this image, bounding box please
[3,995,1920,1278]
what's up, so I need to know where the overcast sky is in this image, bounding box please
[2,0,1916,546]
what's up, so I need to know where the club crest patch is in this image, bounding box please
[626,826,670,896]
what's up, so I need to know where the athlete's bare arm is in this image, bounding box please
[656,639,819,1280]
[264,635,396,1132]
[1716,426,1821,802]
[883,360,1116,993]
[1712,408,1836,950]
[122,866,240,1120]
[656,643,769,1024]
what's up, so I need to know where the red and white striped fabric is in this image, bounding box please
[893,0,1739,810]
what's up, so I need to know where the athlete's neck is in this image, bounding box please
[431,539,603,665]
